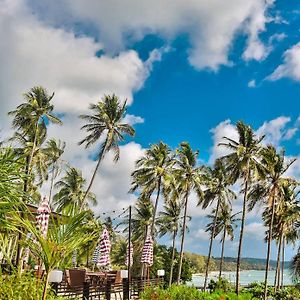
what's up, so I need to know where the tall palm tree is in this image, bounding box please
[200,159,236,290]
[43,139,66,202]
[175,142,205,283]
[130,142,174,236]
[53,167,96,215]
[157,199,182,286]
[206,204,240,278]
[8,86,62,183]
[219,121,265,294]
[248,146,295,299]
[79,94,135,209]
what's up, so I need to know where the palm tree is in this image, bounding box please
[79,94,135,209]
[8,86,62,183]
[130,142,174,237]
[53,167,96,215]
[175,142,205,283]
[248,146,295,299]
[200,159,236,290]
[219,121,265,294]
[206,204,240,278]
[157,199,182,286]
[43,139,66,202]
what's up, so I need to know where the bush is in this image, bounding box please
[140,285,258,300]
[0,271,63,300]
[208,278,234,293]
[246,282,274,298]
[274,287,300,300]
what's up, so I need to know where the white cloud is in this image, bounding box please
[122,114,145,126]
[244,222,266,240]
[195,228,210,241]
[268,42,300,81]
[248,79,256,88]
[28,0,274,71]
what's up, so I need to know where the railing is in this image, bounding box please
[53,277,164,299]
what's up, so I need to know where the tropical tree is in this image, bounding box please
[157,199,182,286]
[200,159,236,290]
[206,204,240,278]
[130,142,174,236]
[174,142,205,283]
[248,145,295,299]
[79,94,135,209]
[219,121,265,294]
[43,138,65,202]
[53,167,96,215]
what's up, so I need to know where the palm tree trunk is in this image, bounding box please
[150,177,162,237]
[281,237,285,289]
[42,272,50,300]
[235,170,250,295]
[81,138,108,210]
[274,230,283,291]
[203,197,221,290]
[219,228,226,279]
[177,192,189,284]
[169,230,177,287]
[264,192,276,300]
[49,163,55,202]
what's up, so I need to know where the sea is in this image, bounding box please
[189,270,293,287]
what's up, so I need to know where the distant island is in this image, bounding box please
[185,252,291,273]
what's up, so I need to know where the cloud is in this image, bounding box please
[244,222,266,240]
[122,114,145,126]
[27,0,274,71]
[248,80,256,88]
[268,42,300,81]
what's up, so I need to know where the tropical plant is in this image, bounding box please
[200,159,236,290]
[219,121,265,294]
[174,142,205,283]
[53,167,96,215]
[206,204,240,278]
[248,145,296,299]
[130,142,174,236]
[79,94,135,209]
[157,199,182,286]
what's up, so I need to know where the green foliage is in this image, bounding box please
[0,271,63,300]
[140,285,258,300]
[208,278,234,293]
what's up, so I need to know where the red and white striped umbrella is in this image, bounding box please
[125,242,133,267]
[98,228,111,267]
[141,234,153,266]
[36,197,51,238]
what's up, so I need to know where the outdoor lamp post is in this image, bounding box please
[157,269,165,285]
[48,269,63,295]
[121,270,129,300]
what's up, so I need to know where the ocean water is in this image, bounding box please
[189,270,293,287]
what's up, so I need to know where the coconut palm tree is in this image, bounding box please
[157,199,182,286]
[206,204,240,278]
[175,142,205,283]
[219,121,265,294]
[43,139,66,202]
[248,146,295,299]
[8,86,62,183]
[53,167,96,215]
[200,159,236,290]
[130,142,174,237]
[79,94,135,209]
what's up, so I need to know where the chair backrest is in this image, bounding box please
[114,270,122,284]
[67,269,86,287]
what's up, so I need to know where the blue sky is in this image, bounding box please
[1,0,300,260]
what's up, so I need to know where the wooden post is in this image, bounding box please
[105,280,111,300]
[128,205,132,300]
[123,278,129,300]
[83,281,90,300]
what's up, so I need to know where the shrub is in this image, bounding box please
[274,287,300,300]
[208,278,234,293]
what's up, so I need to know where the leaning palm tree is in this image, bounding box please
[43,139,66,202]
[130,142,174,236]
[79,94,135,209]
[157,199,182,286]
[53,167,96,215]
[248,145,295,299]
[206,204,240,278]
[200,159,236,290]
[219,121,265,294]
[175,142,205,283]
[8,86,62,181]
